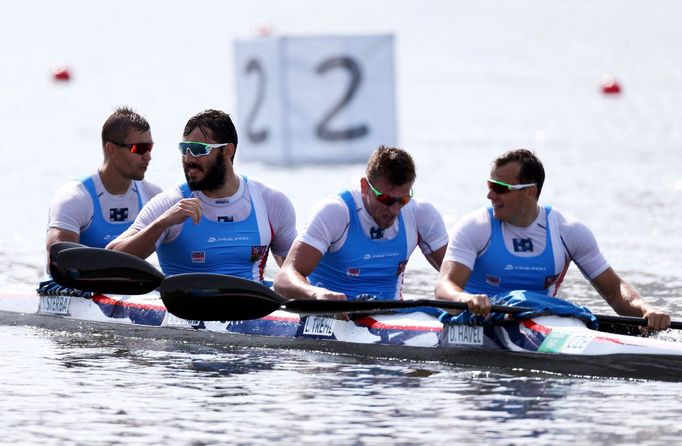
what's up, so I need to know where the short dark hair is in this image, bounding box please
[365,145,416,186]
[101,106,150,146]
[492,148,545,198]
[183,109,238,162]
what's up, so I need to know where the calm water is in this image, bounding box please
[3,0,682,444]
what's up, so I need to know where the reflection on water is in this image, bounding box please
[2,324,682,445]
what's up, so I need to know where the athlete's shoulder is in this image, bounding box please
[245,177,292,201]
[150,185,184,203]
[138,179,163,196]
[52,178,90,202]
[456,206,490,226]
[403,197,442,217]
[547,205,594,239]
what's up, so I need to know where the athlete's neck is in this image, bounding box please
[202,172,240,199]
[98,167,131,195]
[507,204,540,227]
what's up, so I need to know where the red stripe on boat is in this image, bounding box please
[353,316,442,332]
[522,318,625,345]
[92,294,166,311]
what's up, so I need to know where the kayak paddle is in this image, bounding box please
[51,244,164,294]
[50,245,682,329]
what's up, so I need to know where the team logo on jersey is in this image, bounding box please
[370,227,384,239]
[109,208,129,222]
[250,245,268,261]
[485,274,501,287]
[346,267,361,277]
[513,238,534,252]
[191,251,206,263]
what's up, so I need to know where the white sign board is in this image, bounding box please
[234,34,396,165]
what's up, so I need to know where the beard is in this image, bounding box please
[184,153,227,191]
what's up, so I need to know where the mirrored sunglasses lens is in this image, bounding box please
[179,142,209,157]
[131,143,153,154]
[376,194,395,205]
[377,194,410,206]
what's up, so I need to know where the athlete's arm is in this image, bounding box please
[107,198,201,259]
[413,200,449,272]
[45,227,80,273]
[434,260,491,315]
[424,245,447,270]
[274,241,346,301]
[591,267,670,332]
[264,189,298,260]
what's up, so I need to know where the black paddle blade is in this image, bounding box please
[49,242,88,290]
[159,273,283,321]
[52,247,165,294]
[49,241,86,263]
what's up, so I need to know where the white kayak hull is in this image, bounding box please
[2,290,682,381]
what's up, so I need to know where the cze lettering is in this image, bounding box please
[562,335,591,353]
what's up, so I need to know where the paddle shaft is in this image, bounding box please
[51,246,682,329]
[282,298,682,330]
[594,314,682,330]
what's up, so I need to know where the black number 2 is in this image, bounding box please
[244,58,268,143]
[315,56,369,141]
[243,55,370,144]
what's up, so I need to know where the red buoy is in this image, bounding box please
[254,21,273,37]
[601,74,621,94]
[52,64,71,82]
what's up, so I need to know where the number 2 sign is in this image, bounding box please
[234,34,396,165]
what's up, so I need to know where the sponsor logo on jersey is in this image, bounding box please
[362,252,400,260]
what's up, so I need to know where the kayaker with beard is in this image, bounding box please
[274,146,448,301]
[434,148,671,332]
[107,109,296,282]
[46,106,162,268]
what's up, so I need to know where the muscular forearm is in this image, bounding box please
[106,221,167,259]
[434,277,470,302]
[274,268,345,301]
[602,281,653,317]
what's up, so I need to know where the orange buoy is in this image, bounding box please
[601,74,621,94]
[52,64,71,82]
